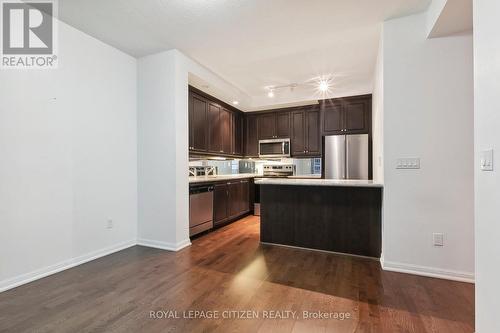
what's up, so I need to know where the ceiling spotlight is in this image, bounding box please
[232,101,239,105]
[318,80,330,92]
[267,89,275,98]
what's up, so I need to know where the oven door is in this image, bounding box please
[259,139,290,158]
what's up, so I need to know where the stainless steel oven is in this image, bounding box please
[259,138,291,158]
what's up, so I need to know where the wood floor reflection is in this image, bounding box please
[0,215,474,332]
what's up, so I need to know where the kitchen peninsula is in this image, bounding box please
[256,178,383,258]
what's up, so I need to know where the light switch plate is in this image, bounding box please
[433,233,444,247]
[480,149,494,171]
[396,158,420,169]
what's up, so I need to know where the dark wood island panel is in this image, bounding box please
[260,184,382,258]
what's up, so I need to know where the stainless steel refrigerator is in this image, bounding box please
[324,134,369,180]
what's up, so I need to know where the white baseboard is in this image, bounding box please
[137,238,191,251]
[382,260,475,283]
[0,240,136,293]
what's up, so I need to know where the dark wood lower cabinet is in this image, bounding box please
[213,179,251,226]
[214,184,229,223]
[260,184,382,258]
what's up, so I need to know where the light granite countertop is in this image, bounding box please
[189,173,258,184]
[254,178,383,188]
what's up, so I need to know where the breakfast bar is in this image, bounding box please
[256,179,383,258]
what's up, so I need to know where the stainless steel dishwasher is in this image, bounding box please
[189,185,214,236]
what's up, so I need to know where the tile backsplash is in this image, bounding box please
[189,158,321,176]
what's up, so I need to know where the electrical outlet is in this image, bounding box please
[107,219,113,229]
[433,233,444,247]
[396,158,420,169]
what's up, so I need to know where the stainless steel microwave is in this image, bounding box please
[259,138,291,158]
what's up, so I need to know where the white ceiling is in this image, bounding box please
[59,0,431,110]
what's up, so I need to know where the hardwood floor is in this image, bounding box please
[0,216,474,332]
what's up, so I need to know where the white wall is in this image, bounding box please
[372,32,384,183]
[0,22,137,291]
[381,12,474,282]
[137,50,190,250]
[473,0,500,331]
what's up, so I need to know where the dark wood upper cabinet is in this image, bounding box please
[189,86,245,157]
[320,95,371,135]
[344,100,369,133]
[232,112,243,155]
[291,106,321,157]
[189,86,369,159]
[276,112,291,138]
[291,111,306,156]
[245,115,259,157]
[258,113,276,139]
[306,110,321,155]
[220,108,232,154]
[321,101,343,135]
[207,102,222,153]
[257,112,290,139]
[189,93,208,152]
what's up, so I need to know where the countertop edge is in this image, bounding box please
[254,179,383,188]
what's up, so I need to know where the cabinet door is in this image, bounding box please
[245,115,259,157]
[306,110,321,156]
[276,112,291,138]
[214,184,228,225]
[321,101,344,135]
[208,103,221,153]
[228,182,240,218]
[291,111,306,156]
[232,112,243,156]
[258,113,276,139]
[220,108,232,154]
[189,95,194,150]
[190,94,208,151]
[240,180,249,213]
[344,100,369,133]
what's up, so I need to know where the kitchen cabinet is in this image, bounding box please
[245,115,259,157]
[208,105,232,154]
[232,112,243,155]
[189,86,369,159]
[188,93,208,152]
[257,113,276,139]
[190,87,244,157]
[291,106,321,157]
[208,102,222,153]
[214,183,229,224]
[276,112,291,138]
[321,94,371,135]
[213,180,250,226]
[220,107,232,154]
[257,112,290,139]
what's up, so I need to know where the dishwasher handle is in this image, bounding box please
[190,185,214,195]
